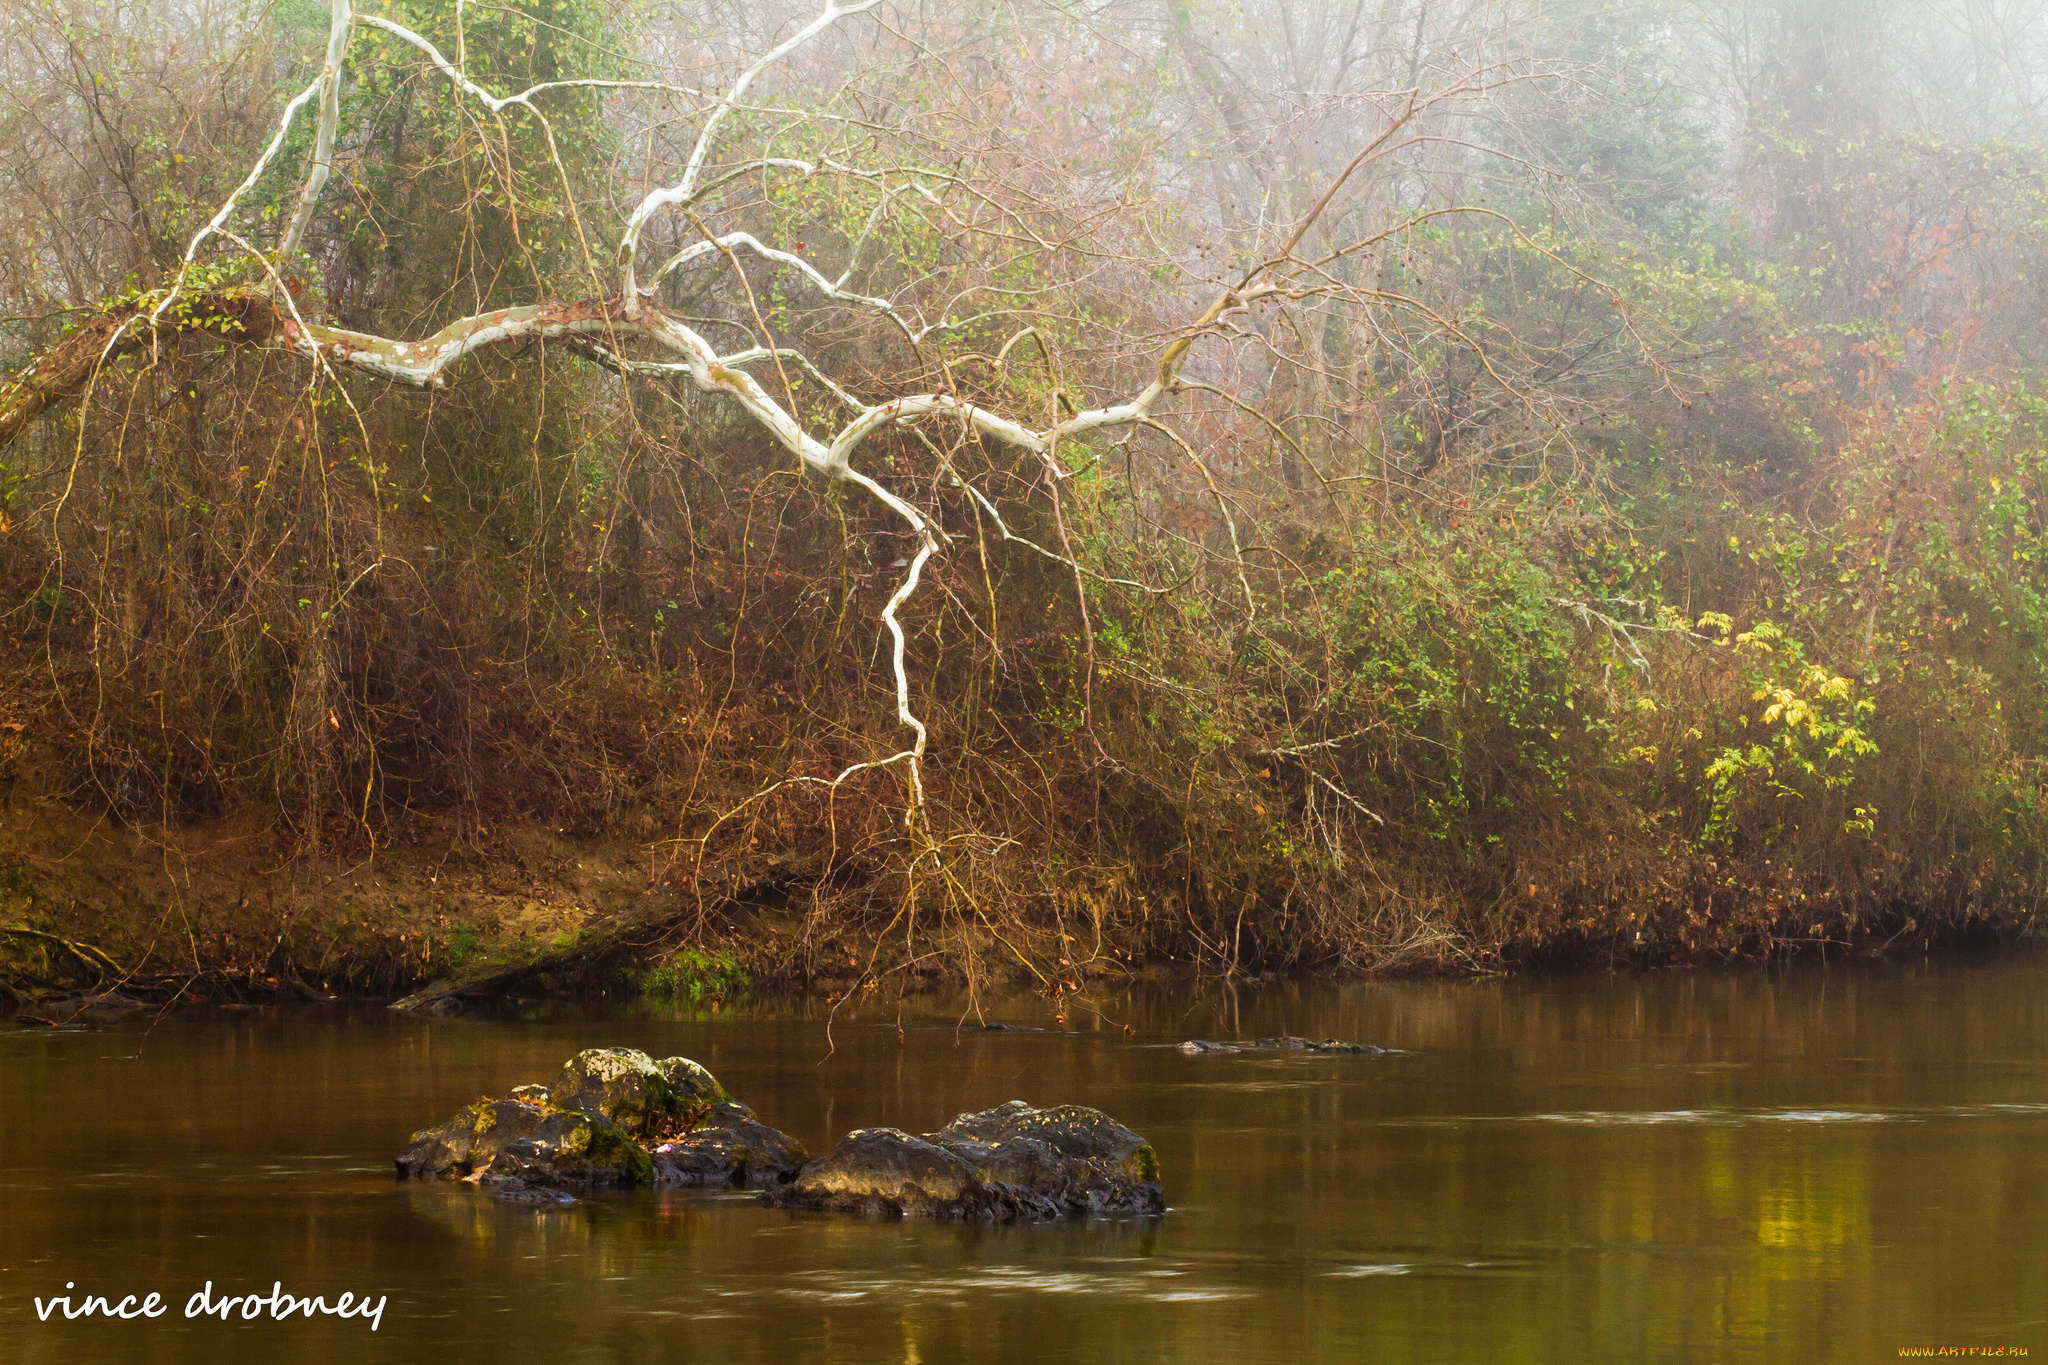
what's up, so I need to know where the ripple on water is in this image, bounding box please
[757,1263,1251,1305]
[1527,1108,1898,1125]
[1322,1258,1528,1279]
[1388,1104,2048,1127]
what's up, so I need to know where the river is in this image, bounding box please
[3,955,2044,1362]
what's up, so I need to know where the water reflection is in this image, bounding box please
[1,956,2044,1362]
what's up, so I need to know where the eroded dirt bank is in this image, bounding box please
[0,801,843,1011]
[2,786,2030,1019]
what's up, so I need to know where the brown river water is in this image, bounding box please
[2,956,2044,1363]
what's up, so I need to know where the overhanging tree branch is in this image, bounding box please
[0,0,1623,835]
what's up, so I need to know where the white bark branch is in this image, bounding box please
[650,229,899,314]
[621,0,882,313]
[70,0,1319,824]
[158,75,326,324]
[276,0,354,266]
[358,13,527,114]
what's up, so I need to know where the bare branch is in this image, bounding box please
[621,0,882,312]
[276,0,354,267]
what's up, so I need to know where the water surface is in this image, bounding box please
[3,957,2044,1362]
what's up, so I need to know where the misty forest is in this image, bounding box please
[3,0,2047,1010]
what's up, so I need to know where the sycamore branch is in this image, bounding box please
[277,0,354,266]
[0,269,1287,503]
[621,0,884,312]
[0,0,1455,824]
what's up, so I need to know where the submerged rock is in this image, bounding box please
[493,1181,577,1205]
[652,1101,809,1188]
[771,1100,1164,1220]
[1252,1036,1388,1054]
[1174,1036,1389,1055]
[39,991,147,1016]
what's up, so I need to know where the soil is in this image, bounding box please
[0,784,828,1006]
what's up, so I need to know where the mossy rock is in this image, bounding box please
[396,1097,548,1179]
[927,1101,1165,1215]
[654,1055,726,1105]
[397,1046,733,1190]
[547,1047,687,1137]
[651,1101,807,1188]
[776,1128,994,1218]
[478,1109,652,1188]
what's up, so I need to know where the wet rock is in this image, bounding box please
[397,1049,779,1192]
[772,1101,1165,1220]
[398,1050,1153,1214]
[931,1101,1165,1215]
[1253,1036,1388,1054]
[547,1047,696,1138]
[654,1055,726,1105]
[36,992,145,1017]
[476,1109,654,1188]
[652,1101,810,1188]
[492,1181,576,1205]
[396,1097,549,1179]
[774,1128,997,1218]
[1172,1036,1387,1056]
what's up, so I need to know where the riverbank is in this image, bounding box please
[2,783,2036,1015]
[11,365,2048,1006]
[0,798,790,1009]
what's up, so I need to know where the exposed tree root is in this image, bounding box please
[388,900,687,1012]
[0,923,126,982]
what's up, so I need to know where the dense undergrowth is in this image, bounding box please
[4,359,2043,998]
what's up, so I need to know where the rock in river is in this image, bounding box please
[1176,1035,1389,1055]
[774,1127,997,1218]
[396,1049,1159,1218]
[397,1047,747,1190]
[771,1100,1164,1220]
[1254,1036,1388,1054]
[544,1046,723,1138]
[651,1101,810,1189]
[397,1097,550,1180]
[396,1094,652,1188]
